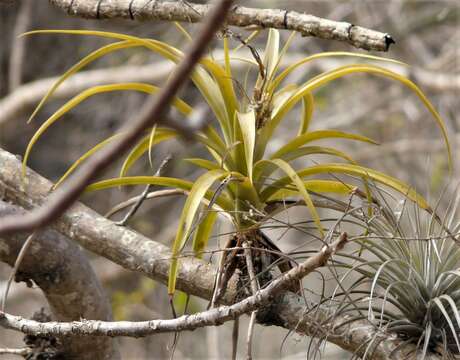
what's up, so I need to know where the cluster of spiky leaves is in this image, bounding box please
[327,191,460,359]
[23,28,451,296]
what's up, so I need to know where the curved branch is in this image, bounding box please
[49,0,394,51]
[0,201,118,359]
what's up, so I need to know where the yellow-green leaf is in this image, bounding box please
[266,180,355,202]
[192,211,218,259]
[260,163,431,211]
[85,175,233,211]
[169,169,230,294]
[259,159,324,235]
[23,83,189,176]
[120,129,177,177]
[270,130,378,160]
[184,158,221,171]
[270,51,407,93]
[253,145,357,187]
[236,110,256,181]
[265,64,451,168]
[299,92,314,135]
[27,40,140,124]
[54,133,124,189]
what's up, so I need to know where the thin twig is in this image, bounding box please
[243,241,259,360]
[1,231,38,312]
[116,154,171,225]
[105,189,186,218]
[0,0,235,236]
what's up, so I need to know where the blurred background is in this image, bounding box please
[0,0,458,358]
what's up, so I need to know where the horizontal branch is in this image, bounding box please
[0,347,29,356]
[49,0,394,52]
[0,234,347,337]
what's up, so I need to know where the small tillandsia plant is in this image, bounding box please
[327,189,460,359]
[22,27,452,299]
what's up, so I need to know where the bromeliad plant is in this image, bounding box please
[329,192,460,358]
[22,28,451,298]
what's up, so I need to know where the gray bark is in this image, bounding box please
[49,0,394,51]
[0,201,119,359]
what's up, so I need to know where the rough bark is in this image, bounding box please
[0,201,118,359]
[49,0,394,52]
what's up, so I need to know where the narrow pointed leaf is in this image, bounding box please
[270,130,377,160]
[169,170,230,294]
[192,211,218,259]
[259,159,324,235]
[260,163,431,211]
[237,110,256,181]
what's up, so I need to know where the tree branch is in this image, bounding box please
[0,347,30,356]
[0,234,347,337]
[0,0,234,236]
[49,0,394,52]
[0,201,119,359]
[8,0,32,91]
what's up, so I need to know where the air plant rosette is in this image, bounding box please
[325,190,460,359]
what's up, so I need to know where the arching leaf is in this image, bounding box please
[259,159,324,235]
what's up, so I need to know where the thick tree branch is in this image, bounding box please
[49,0,394,52]
[0,202,118,359]
[0,147,442,359]
[0,0,234,236]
